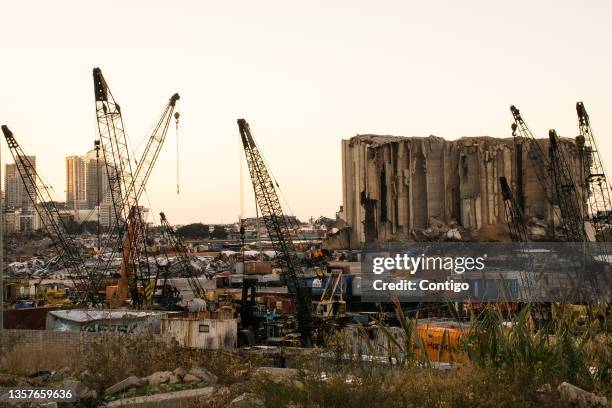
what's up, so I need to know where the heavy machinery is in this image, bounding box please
[237,119,314,341]
[92,67,179,306]
[547,129,589,242]
[510,106,608,301]
[510,105,554,208]
[499,176,540,300]
[315,265,347,319]
[2,125,97,302]
[158,212,208,303]
[499,176,528,243]
[510,105,588,242]
[576,102,612,242]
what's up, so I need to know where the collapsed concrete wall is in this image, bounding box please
[341,134,585,248]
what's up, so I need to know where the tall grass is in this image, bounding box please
[462,302,610,393]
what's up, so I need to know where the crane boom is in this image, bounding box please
[500,176,528,243]
[576,102,612,241]
[548,129,588,242]
[159,212,207,299]
[93,67,134,226]
[510,105,584,241]
[92,67,179,305]
[94,68,179,227]
[2,125,94,298]
[237,119,313,337]
[510,105,554,204]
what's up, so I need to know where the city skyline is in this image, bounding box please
[1,1,611,225]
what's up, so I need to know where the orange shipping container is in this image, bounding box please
[244,261,272,275]
[415,325,466,363]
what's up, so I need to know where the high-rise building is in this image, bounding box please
[4,156,36,210]
[84,148,111,210]
[66,155,87,210]
[65,147,120,229]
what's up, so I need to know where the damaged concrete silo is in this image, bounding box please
[339,134,586,248]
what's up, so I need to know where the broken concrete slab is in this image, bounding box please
[229,392,265,408]
[188,366,218,384]
[254,367,301,384]
[182,373,200,383]
[63,379,97,400]
[172,367,186,380]
[557,382,609,408]
[105,375,145,395]
[146,371,173,386]
[104,386,215,408]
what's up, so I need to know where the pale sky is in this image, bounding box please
[1,1,611,225]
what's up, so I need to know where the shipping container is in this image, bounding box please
[160,317,237,349]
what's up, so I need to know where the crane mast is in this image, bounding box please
[548,129,588,242]
[92,67,179,305]
[576,102,612,242]
[510,105,554,204]
[93,67,135,228]
[499,176,537,299]
[2,126,95,299]
[510,105,585,241]
[237,119,313,337]
[159,212,207,299]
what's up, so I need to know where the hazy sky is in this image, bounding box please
[1,1,611,225]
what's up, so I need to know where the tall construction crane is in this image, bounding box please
[499,176,535,299]
[237,119,314,339]
[547,129,588,242]
[511,106,607,300]
[576,102,612,242]
[510,105,583,241]
[159,212,207,300]
[2,126,96,301]
[510,106,555,205]
[92,67,179,306]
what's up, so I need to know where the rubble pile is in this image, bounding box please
[5,257,47,278]
[411,217,474,242]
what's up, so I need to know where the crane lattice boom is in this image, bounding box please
[576,102,612,241]
[92,67,179,304]
[548,129,587,242]
[237,119,313,336]
[159,212,207,299]
[2,125,95,299]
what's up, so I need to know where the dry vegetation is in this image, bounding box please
[0,303,609,407]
